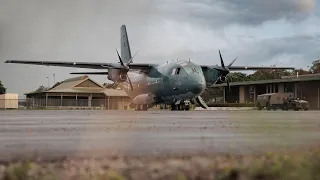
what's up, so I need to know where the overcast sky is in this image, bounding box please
[0,0,319,97]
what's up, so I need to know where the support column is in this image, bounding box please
[108,97,110,110]
[239,86,245,103]
[45,93,48,107]
[273,84,276,93]
[104,97,106,110]
[254,86,256,103]
[76,94,78,106]
[223,87,226,103]
[318,88,320,109]
[88,94,92,107]
[60,94,63,107]
[294,83,298,97]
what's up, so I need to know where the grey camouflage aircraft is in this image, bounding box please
[5,25,294,111]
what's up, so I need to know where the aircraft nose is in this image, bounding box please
[191,82,206,95]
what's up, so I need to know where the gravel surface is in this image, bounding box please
[0,110,320,162]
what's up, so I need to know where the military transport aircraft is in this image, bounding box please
[5,25,294,111]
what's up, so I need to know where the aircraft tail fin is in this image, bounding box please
[120,25,132,63]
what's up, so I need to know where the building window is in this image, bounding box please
[284,83,294,92]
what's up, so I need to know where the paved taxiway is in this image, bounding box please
[0,110,320,161]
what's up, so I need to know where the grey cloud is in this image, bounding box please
[0,0,154,96]
[0,0,318,97]
[143,34,320,69]
[153,0,316,26]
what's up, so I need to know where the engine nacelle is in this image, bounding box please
[219,76,227,83]
[132,94,156,105]
[107,69,128,82]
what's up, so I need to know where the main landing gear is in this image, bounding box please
[171,100,190,111]
[135,104,148,111]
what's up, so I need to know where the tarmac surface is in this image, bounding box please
[0,110,320,161]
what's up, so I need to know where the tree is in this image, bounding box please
[226,69,293,83]
[227,72,248,82]
[310,59,320,74]
[35,85,48,93]
[293,68,311,75]
[0,81,6,94]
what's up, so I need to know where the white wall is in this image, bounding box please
[0,93,19,109]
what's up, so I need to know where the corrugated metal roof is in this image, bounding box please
[47,76,104,91]
[48,79,85,91]
[46,89,103,93]
[25,76,104,95]
[25,75,128,97]
[212,74,320,87]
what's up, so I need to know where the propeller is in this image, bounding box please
[211,50,238,93]
[113,49,137,91]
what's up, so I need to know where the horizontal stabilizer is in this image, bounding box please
[70,72,108,75]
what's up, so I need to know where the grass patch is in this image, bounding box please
[1,149,320,180]
[3,162,31,180]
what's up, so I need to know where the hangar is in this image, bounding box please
[211,73,320,110]
[24,76,132,110]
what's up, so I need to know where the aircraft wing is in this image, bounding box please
[5,60,156,71]
[228,66,295,70]
[201,65,295,71]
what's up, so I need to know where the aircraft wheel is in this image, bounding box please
[171,104,178,111]
[256,103,262,110]
[135,105,141,111]
[266,103,271,111]
[141,105,148,111]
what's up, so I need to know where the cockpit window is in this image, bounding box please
[171,67,186,75]
[194,65,202,73]
[176,68,180,74]
[182,65,202,74]
[183,66,194,74]
[171,68,181,75]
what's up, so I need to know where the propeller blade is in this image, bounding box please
[127,76,134,91]
[227,56,238,68]
[210,75,221,87]
[219,50,225,68]
[127,50,138,65]
[116,49,125,67]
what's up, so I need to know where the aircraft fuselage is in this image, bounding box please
[116,60,209,108]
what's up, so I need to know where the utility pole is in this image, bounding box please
[46,77,49,88]
[53,73,55,84]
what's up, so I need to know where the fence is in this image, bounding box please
[1,98,256,110]
[0,98,133,110]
